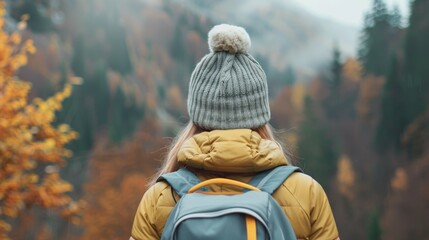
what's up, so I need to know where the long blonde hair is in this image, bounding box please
[150,122,293,186]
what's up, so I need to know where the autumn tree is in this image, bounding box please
[82,117,167,240]
[0,5,80,239]
[382,154,429,239]
[356,75,384,125]
[336,155,355,200]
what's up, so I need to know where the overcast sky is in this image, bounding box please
[293,0,411,27]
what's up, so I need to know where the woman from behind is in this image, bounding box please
[130,24,339,240]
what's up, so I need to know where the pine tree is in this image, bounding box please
[375,55,405,152]
[389,5,402,28]
[170,19,186,60]
[109,87,127,144]
[358,0,401,76]
[330,45,343,89]
[104,7,133,75]
[401,0,429,150]
[108,87,144,144]
[64,0,138,149]
[376,0,429,156]
[322,46,343,118]
[367,210,382,240]
[298,96,338,190]
[91,63,110,126]
[283,65,296,86]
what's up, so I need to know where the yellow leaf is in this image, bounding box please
[10,32,21,45]
[336,154,355,199]
[391,168,408,190]
[24,39,36,54]
[0,220,11,232]
[21,14,30,21]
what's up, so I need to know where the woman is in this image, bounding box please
[130,24,339,240]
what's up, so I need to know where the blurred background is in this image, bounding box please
[0,0,428,239]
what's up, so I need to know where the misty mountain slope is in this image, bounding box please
[165,0,358,77]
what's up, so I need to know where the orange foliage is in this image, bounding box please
[336,155,355,199]
[291,82,306,116]
[186,30,205,60]
[271,87,293,127]
[167,85,184,110]
[391,168,407,191]
[342,59,362,83]
[81,117,168,239]
[271,83,306,128]
[401,110,429,156]
[0,4,80,239]
[382,155,429,239]
[340,58,361,96]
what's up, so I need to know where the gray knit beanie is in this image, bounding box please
[187,24,270,130]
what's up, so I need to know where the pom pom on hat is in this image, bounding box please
[188,23,269,130]
[208,24,251,54]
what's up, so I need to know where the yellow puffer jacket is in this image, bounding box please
[131,129,339,240]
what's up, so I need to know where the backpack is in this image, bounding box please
[157,165,302,240]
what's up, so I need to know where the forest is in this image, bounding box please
[0,0,428,239]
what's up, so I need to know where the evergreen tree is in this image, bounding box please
[358,0,401,76]
[67,0,137,148]
[170,19,186,60]
[71,36,87,77]
[389,5,402,28]
[105,16,133,75]
[367,210,382,240]
[157,83,166,101]
[322,46,343,118]
[58,84,94,154]
[330,45,343,89]
[375,55,405,152]
[109,87,127,144]
[298,96,338,191]
[401,0,429,148]
[92,64,110,126]
[108,87,145,144]
[283,65,296,86]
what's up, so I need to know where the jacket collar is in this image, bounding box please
[177,129,289,173]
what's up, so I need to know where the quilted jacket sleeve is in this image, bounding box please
[309,179,339,240]
[131,184,162,240]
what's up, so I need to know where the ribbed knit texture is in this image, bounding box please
[187,51,270,130]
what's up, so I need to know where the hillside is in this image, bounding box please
[6,0,429,239]
[169,0,358,75]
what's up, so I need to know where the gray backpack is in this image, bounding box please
[158,166,301,240]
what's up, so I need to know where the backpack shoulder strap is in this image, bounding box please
[248,166,302,194]
[157,168,202,197]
